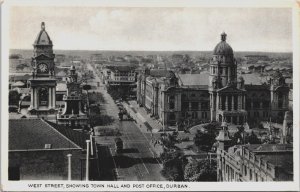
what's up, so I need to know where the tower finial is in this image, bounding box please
[221,32,227,41]
[41,22,45,30]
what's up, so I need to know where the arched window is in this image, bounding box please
[39,87,48,106]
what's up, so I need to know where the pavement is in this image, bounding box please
[87,63,165,181]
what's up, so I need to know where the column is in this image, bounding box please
[225,95,228,111]
[237,95,241,110]
[31,88,34,108]
[48,87,52,108]
[67,154,72,180]
[231,95,234,111]
[52,87,56,108]
[35,88,38,108]
[85,140,90,181]
[237,116,240,125]
[217,93,220,109]
[212,94,215,111]
[243,95,246,109]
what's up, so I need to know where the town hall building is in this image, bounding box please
[137,32,290,129]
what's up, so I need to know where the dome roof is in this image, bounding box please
[34,22,52,45]
[213,32,233,56]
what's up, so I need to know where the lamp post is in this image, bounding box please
[90,132,94,156]
[86,140,91,181]
[67,154,72,180]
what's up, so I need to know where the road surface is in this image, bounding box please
[87,63,165,181]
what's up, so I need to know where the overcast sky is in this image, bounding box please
[9,6,292,52]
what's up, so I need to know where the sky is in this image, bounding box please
[9,6,292,52]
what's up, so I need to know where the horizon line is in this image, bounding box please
[9,48,293,54]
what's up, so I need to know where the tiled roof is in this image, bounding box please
[106,65,135,72]
[244,144,293,152]
[46,121,89,149]
[9,119,81,151]
[149,69,169,77]
[242,73,269,85]
[178,73,209,86]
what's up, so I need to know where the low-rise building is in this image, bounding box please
[9,119,87,180]
[102,65,136,87]
[217,144,293,181]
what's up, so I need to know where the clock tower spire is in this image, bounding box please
[28,22,57,117]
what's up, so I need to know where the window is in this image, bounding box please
[191,102,199,110]
[192,112,198,119]
[250,169,253,180]
[263,101,269,108]
[278,101,283,108]
[263,111,269,118]
[253,101,260,109]
[169,102,175,109]
[191,93,196,97]
[201,102,209,110]
[182,102,189,111]
[169,113,176,120]
[202,112,207,118]
[169,95,175,100]
[219,68,223,75]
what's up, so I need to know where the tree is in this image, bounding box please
[194,130,216,152]
[184,158,217,181]
[160,149,185,181]
[247,131,261,144]
[9,90,20,106]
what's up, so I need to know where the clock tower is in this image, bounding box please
[28,22,57,116]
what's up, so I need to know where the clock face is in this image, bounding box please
[38,63,48,73]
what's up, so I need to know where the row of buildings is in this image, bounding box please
[215,122,293,181]
[137,32,291,129]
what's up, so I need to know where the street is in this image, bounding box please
[86,63,165,181]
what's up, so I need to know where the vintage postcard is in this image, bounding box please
[1,0,299,191]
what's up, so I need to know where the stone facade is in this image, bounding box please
[57,66,88,128]
[28,22,57,116]
[217,144,293,182]
[136,33,291,129]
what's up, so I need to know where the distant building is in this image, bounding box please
[137,33,291,129]
[102,65,136,87]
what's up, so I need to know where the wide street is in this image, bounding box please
[86,63,165,181]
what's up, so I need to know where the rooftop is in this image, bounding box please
[178,73,209,86]
[9,119,81,151]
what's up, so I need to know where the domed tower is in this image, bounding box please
[209,32,237,90]
[209,33,247,124]
[28,22,57,116]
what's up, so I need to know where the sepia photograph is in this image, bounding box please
[1,0,299,191]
